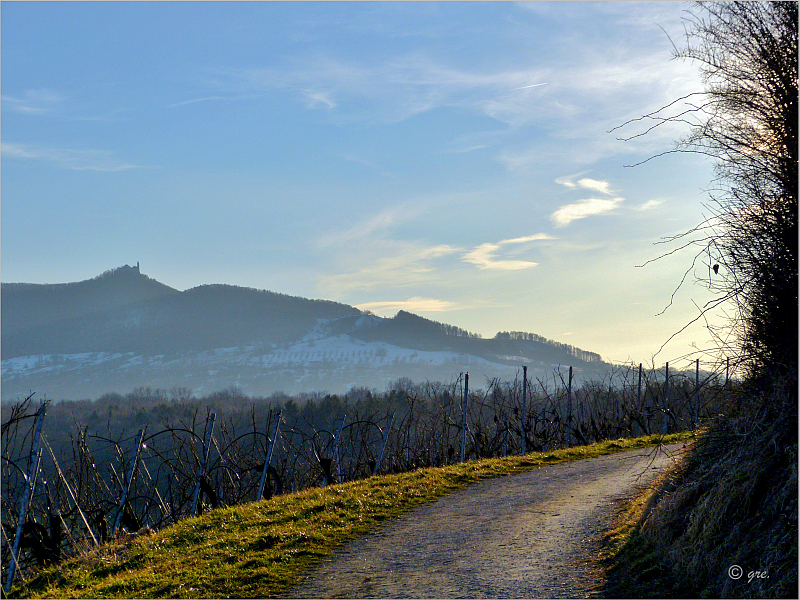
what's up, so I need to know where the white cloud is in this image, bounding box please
[316,201,466,295]
[420,244,461,259]
[463,243,536,270]
[555,176,579,189]
[575,178,613,195]
[501,233,554,244]
[637,199,664,211]
[462,234,552,270]
[357,297,458,314]
[556,176,613,195]
[550,176,623,226]
[550,197,624,227]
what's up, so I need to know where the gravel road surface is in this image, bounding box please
[287,444,685,599]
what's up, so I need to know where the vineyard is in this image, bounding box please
[1,362,732,591]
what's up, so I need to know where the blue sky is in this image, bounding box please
[1,1,727,368]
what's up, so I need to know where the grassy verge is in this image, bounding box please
[592,464,693,598]
[597,410,797,598]
[9,432,692,599]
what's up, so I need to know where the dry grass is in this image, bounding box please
[599,381,798,598]
[8,433,690,599]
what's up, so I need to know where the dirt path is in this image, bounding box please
[287,444,686,599]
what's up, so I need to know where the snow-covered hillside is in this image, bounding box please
[1,267,608,400]
[1,329,548,399]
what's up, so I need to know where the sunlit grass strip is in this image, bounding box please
[12,432,692,599]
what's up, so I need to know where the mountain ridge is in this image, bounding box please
[1,266,608,399]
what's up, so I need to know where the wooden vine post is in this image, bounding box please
[256,412,281,501]
[373,413,394,476]
[334,413,346,484]
[112,429,146,535]
[190,415,215,517]
[5,403,47,594]
[566,366,573,447]
[521,366,528,454]
[460,373,469,462]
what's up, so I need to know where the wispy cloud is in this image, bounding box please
[194,55,552,125]
[510,82,548,91]
[462,233,552,270]
[180,4,699,176]
[1,89,61,114]
[550,197,624,227]
[1,143,152,172]
[168,94,267,108]
[319,204,428,247]
[501,234,555,244]
[556,176,614,195]
[637,199,664,211]
[303,90,337,110]
[494,38,701,169]
[550,175,624,226]
[316,204,464,293]
[463,243,538,270]
[318,242,461,294]
[576,178,613,195]
[356,297,458,314]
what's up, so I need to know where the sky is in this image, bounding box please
[1,1,730,370]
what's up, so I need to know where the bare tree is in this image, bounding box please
[615,1,797,385]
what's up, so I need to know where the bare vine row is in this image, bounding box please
[1,362,732,587]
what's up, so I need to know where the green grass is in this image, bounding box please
[9,432,692,599]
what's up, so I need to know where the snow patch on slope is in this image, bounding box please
[1,335,495,381]
[261,334,491,367]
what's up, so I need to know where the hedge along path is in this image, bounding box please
[12,432,692,599]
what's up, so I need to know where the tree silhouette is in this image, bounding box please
[615,1,797,384]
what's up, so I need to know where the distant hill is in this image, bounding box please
[1,264,178,339]
[1,265,361,358]
[1,266,609,399]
